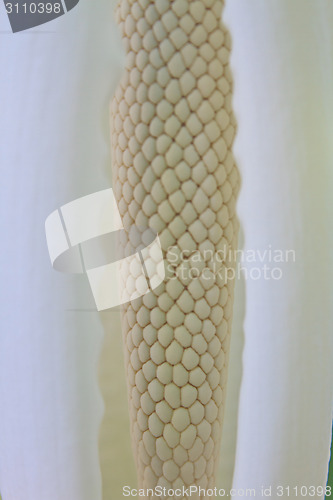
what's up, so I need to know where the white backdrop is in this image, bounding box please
[225,1,333,498]
[0,1,332,500]
[0,1,122,499]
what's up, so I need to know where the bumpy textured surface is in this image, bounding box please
[110,0,239,497]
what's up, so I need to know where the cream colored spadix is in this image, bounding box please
[110,0,239,493]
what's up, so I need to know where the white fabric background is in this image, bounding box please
[225,1,333,498]
[0,1,124,499]
[0,1,332,500]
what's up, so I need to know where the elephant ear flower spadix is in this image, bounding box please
[110,0,240,495]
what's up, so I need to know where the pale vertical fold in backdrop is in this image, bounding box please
[0,1,332,500]
[0,1,124,499]
[224,0,333,498]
